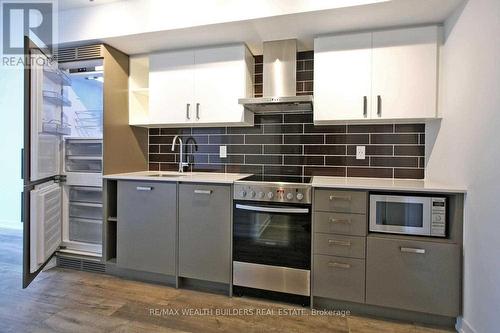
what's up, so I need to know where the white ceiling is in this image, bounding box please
[58,0,465,55]
[58,0,123,11]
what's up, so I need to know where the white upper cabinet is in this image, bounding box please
[193,46,254,125]
[314,26,439,123]
[149,49,195,126]
[371,26,438,120]
[134,44,254,127]
[314,33,372,122]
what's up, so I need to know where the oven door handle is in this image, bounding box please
[235,204,309,214]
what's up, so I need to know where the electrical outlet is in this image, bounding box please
[356,146,366,160]
[219,145,227,158]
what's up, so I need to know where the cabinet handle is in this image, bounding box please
[363,96,367,117]
[329,195,351,201]
[329,217,351,224]
[196,103,200,120]
[377,95,382,117]
[327,262,351,269]
[400,247,426,254]
[186,103,191,119]
[328,239,351,247]
[194,189,212,195]
[136,186,153,191]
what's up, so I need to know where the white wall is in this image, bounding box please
[0,63,24,230]
[425,0,500,332]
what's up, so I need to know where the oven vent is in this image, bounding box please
[56,45,103,62]
[57,256,105,274]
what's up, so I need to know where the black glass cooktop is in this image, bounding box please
[240,175,312,184]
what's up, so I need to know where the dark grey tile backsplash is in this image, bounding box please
[148,113,426,179]
[148,52,425,179]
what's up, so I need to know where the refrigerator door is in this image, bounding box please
[28,47,64,182]
[23,37,64,288]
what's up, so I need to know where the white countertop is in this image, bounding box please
[312,176,467,194]
[103,171,251,184]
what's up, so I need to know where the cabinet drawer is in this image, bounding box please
[313,254,365,303]
[314,190,367,214]
[314,233,365,258]
[366,237,460,316]
[314,212,366,236]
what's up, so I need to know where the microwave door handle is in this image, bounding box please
[235,204,309,214]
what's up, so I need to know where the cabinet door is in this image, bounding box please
[366,236,460,316]
[117,181,177,275]
[372,26,438,119]
[179,183,231,283]
[314,33,372,122]
[193,45,251,125]
[149,50,194,125]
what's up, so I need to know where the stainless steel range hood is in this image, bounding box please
[239,39,313,113]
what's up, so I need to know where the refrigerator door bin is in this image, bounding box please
[69,218,102,244]
[69,202,103,220]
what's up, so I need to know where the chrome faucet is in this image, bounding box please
[171,135,189,172]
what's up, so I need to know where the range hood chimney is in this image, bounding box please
[239,39,313,113]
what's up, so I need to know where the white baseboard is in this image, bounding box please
[0,219,23,230]
[456,317,477,333]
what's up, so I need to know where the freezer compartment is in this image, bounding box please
[66,157,102,173]
[69,187,102,204]
[65,140,102,156]
[69,202,103,220]
[69,218,102,244]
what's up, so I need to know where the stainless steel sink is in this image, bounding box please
[146,174,183,178]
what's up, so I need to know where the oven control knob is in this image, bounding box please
[267,191,274,199]
[296,193,304,201]
[257,191,265,199]
[249,190,256,198]
[286,193,294,200]
[239,190,247,197]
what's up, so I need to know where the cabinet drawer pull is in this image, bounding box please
[400,247,426,254]
[136,186,153,191]
[329,217,351,224]
[328,239,351,247]
[196,103,200,120]
[194,189,212,195]
[377,95,382,117]
[327,262,351,269]
[363,96,367,117]
[329,195,351,201]
[186,103,191,119]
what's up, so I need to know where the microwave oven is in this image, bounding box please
[369,194,446,237]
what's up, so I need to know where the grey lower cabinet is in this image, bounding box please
[366,236,461,317]
[178,183,231,284]
[116,181,177,275]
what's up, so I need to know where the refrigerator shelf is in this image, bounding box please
[43,90,72,107]
[42,121,72,135]
[44,68,71,86]
[66,156,103,160]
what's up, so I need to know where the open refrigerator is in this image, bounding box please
[22,38,104,287]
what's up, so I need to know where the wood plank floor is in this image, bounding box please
[0,228,454,333]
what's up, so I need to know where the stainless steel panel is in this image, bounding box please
[233,182,312,204]
[263,39,297,97]
[233,261,310,296]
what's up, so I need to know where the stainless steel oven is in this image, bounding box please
[232,176,312,299]
[369,194,446,237]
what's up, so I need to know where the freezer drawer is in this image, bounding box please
[69,202,103,220]
[69,186,102,204]
[69,218,102,244]
[66,157,102,173]
[65,141,102,156]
